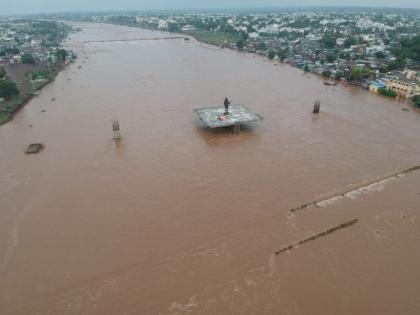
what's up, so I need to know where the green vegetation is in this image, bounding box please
[256,42,268,51]
[412,95,420,108]
[26,70,51,80]
[277,49,288,61]
[375,51,386,59]
[236,39,246,49]
[267,50,276,60]
[5,48,19,55]
[335,71,344,80]
[391,35,420,63]
[26,70,51,91]
[0,79,19,99]
[187,31,241,46]
[387,57,406,71]
[344,37,357,48]
[56,49,68,62]
[0,66,5,79]
[325,53,336,63]
[0,95,27,125]
[351,66,370,80]
[322,70,332,78]
[167,22,181,33]
[378,87,397,98]
[22,53,36,64]
[321,33,338,49]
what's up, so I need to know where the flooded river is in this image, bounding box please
[1,23,420,314]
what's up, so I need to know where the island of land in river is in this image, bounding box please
[1,21,420,315]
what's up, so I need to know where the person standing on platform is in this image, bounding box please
[224,97,231,115]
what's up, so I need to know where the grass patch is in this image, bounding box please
[0,95,29,125]
[187,31,240,46]
[30,79,49,91]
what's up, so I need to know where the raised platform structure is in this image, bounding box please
[194,104,262,133]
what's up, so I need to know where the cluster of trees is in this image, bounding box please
[351,66,371,80]
[265,49,288,61]
[26,70,50,80]
[236,39,246,49]
[321,31,342,49]
[378,87,397,98]
[392,35,420,63]
[22,53,36,64]
[56,49,67,62]
[0,48,20,56]
[322,70,332,78]
[412,95,420,108]
[0,79,19,99]
[388,35,420,70]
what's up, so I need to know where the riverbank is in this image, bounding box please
[0,61,69,126]
[101,22,419,108]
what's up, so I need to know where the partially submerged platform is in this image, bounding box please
[194,104,262,131]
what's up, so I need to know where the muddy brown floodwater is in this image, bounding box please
[1,22,420,315]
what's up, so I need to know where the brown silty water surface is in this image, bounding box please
[1,23,420,314]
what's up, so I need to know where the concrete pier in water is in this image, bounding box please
[194,104,262,133]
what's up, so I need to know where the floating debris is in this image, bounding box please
[41,110,46,113]
[274,219,358,255]
[78,66,82,69]
[402,108,410,112]
[25,143,44,154]
[51,98,56,102]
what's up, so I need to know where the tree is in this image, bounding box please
[387,57,405,71]
[22,53,36,64]
[375,51,386,59]
[277,49,288,61]
[267,50,276,60]
[412,95,420,108]
[0,66,5,79]
[256,42,268,51]
[236,39,245,49]
[378,88,397,98]
[56,49,67,62]
[335,71,344,80]
[325,53,336,63]
[344,37,356,48]
[321,35,336,49]
[167,22,180,33]
[0,80,19,99]
[351,66,370,81]
[303,65,310,73]
[5,47,19,54]
[322,70,331,78]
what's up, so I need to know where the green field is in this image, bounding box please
[0,95,29,125]
[187,31,240,46]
